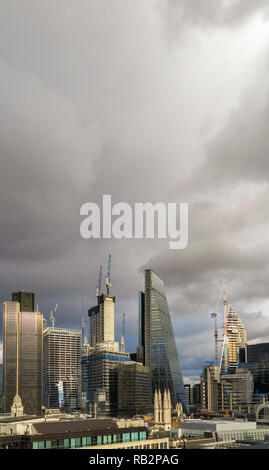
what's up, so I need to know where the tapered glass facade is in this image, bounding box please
[142,270,189,414]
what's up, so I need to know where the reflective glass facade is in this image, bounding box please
[12,291,35,313]
[2,301,43,415]
[239,343,269,394]
[143,270,189,414]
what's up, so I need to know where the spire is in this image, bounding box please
[163,389,172,430]
[168,389,171,409]
[154,389,159,424]
[158,389,163,424]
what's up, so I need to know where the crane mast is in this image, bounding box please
[96,265,103,297]
[120,313,126,352]
[105,254,112,295]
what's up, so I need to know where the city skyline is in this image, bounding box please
[1,270,268,385]
[1,1,269,385]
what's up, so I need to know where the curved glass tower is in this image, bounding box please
[140,269,189,414]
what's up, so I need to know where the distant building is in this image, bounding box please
[86,344,131,417]
[239,342,269,395]
[139,270,189,413]
[200,364,220,413]
[43,327,81,410]
[184,383,201,408]
[219,368,254,412]
[173,419,268,445]
[2,297,43,415]
[117,362,152,417]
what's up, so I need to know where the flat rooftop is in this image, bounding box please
[179,419,257,432]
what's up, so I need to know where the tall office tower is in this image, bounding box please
[140,269,189,414]
[200,364,220,413]
[221,305,247,374]
[117,362,152,417]
[88,294,115,347]
[219,368,254,412]
[184,383,201,408]
[43,327,81,410]
[12,291,35,312]
[2,300,43,415]
[239,342,269,394]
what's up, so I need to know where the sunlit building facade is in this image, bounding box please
[2,298,43,415]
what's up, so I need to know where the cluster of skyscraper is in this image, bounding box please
[191,297,269,420]
[0,265,189,420]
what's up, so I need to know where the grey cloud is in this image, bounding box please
[205,82,269,185]
[0,1,269,382]
[165,0,269,29]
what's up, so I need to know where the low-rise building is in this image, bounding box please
[0,416,168,450]
[172,418,269,444]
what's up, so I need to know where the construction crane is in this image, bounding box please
[105,254,112,295]
[211,280,227,367]
[96,265,103,297]
[219,280,229,373]
[120,313,126,352]
[49,304,58,328]
[81,315,85,344]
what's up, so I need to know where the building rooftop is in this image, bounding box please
[33,418,119,435]
[179,419,257,432]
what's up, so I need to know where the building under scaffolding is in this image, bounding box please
[86,343,131,417]
[43,327,82,410]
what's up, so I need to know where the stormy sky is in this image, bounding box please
[1,0,269,383]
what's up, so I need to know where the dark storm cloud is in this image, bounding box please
[0,1,269,379]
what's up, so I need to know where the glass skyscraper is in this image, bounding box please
[2,297,43,415]
[140,269,189,414]
[12,291,35,313]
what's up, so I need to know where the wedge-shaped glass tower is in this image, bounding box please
[139,269,189,414]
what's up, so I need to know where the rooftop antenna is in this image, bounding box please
[120,313,126,352]
[105,254,112,295]
[50,304,58,328]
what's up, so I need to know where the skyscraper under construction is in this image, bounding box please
[221,304,247,374]
[139,269,189,414]
[84,258,133,416]
[83,256,151,417]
